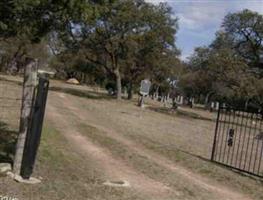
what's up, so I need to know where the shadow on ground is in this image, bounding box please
[147,106,214,121]
[153,141,263,182]
[0,121,18,164]
[49,86,114,100]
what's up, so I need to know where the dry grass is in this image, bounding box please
[0,75,22,129]
[48,81,263,200]
[1,77,263,200]
[0,125,144,200]
[0,75,22,164]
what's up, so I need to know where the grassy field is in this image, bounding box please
[0,75,22,166]
[1,125,143,200]
[0,76,263,200]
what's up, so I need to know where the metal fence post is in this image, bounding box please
[211,103,221,161]
[13,58,37,175]
[20,77,49,179]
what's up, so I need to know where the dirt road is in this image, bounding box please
[46,85,254,200]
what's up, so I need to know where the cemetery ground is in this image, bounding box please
[0,76,263,200]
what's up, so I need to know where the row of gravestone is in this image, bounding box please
[150,93,221,111]
[139,79,222,111]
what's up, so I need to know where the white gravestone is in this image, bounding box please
[138,80,151,107]
[139,80,151,96]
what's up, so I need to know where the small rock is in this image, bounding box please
[7,171,41,184]
[0,163,12,173]
[103,180,130,187]
[66,78,80,85]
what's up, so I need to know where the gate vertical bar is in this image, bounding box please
[214,105,224,161]
[234,110,245,167]
[20,77,49,179]
[211,103,221,161]
[218,108,227,162]
[254,113,263,173]
[229,110,240,166]
[257,114,263,175]
[238,111,250,169]
[248,113,259,171]
[222,108,230,163]
[243,113,254,171]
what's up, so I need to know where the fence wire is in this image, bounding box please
[0,77,22,131]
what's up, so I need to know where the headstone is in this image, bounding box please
[188,97,194,108]
[211,102,215,108]
[215,102,219,110]
[139,79,151,96]
[177,96,180,102]
[180,96,184,104]
[124,87,127,96]
[192,98,195,105]
[138,79,151,107]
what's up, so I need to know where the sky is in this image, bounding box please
[145,0,263,60]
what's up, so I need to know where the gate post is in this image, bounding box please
[211,103,221,161]
[20,77,49,179]
[13,58,38,175]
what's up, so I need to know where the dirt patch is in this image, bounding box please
[46,87,258,200]
[47,103,176,199]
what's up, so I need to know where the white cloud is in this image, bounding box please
[145,0,263,60]
[236,1,263,14]
[149,0,263,31]
[178,9,224,31]
[180,53,191,61]
[144,0,167,5]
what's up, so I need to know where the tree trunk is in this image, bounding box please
[138,95,144,107]
[127,81,133,100]
[84,73,87,84]
[13,58,37,176]
[114,69,122,100]
[154,86,159,100]
[7,46,24,74]
[205,92,213,109]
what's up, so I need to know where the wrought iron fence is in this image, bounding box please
[211,104,263,178]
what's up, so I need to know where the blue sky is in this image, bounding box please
[145,0,263,60]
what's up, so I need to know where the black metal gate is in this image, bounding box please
[211,105,263,178]
[20,77,49,179]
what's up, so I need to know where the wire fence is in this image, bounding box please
[0,75,23,162]
[0,76,22,129]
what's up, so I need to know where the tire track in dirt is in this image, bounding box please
[54,92,252,200]
[47,95,176,200]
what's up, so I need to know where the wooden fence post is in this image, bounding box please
[13,58,37,175]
